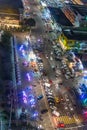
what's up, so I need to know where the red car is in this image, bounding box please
[57,122,65,128]
[49,79,53,84]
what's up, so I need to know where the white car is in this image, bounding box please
[44,82,51,87]
[69,104,74,111]
[46,92,53,96]
[52,110,60,117]
[65,74,69,79]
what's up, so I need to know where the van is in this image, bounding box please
[52,110,60,117]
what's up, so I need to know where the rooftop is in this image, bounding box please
[48,7,73,26]
[69,4,87,16]
[81,0,87,4]
[0,0,23,14]
[62,28,87,40]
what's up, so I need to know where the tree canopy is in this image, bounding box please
[1,31,12,47]
[24,18,36,27]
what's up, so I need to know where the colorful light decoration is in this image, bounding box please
[26,73,31,81]
[19,45,24,51]
[32,111,38,117]
[28,51,36,62]
[22,91,28,104]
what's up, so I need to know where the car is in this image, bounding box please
[57,44,61,47]
[47,97,55,101]
[48,102,55,106]
[46,92,53,96]
[52,110,60,117]
[22,61,28,66]
[58,82,63,85]
[46,90,53,95]
[64,95,69,102]
[47,99,55,104]
[47,95,54,99]
[45,88,51,91]
[49,106,55,110]
[64,106,68,110]
[37,95,43,100]
[69,104,74,111]
[57,122,65,128]
[41,109,48,114]
[67,112,72,118]
[55,97,60,103]
[37,124,44,130]
[44,82,51,87]
[65,74,69,79]
[55,57,62,61]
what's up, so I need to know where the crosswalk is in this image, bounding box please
[56,115,83,125]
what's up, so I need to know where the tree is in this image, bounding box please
[0,31,12,53]
[23,18,36,27]
[1,31,12,46]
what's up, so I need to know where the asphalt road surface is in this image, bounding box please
[14,0,87,130]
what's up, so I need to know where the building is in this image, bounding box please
[59,28,87,51]
[72,0,87,5]
[0,0,24,29]
[48,7,73,26]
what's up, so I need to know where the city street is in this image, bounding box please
[13,0,87,130]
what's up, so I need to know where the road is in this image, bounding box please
[14,0,56,129]
[13,0,87,130]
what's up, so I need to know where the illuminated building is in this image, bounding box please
[59,28,87,51]
[72,0,87,5]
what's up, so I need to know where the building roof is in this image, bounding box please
[69,4,87,16]
[62,28,87,41]
[81,0,87,4]
[48,7,73,26]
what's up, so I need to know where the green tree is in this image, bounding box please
[1,31,12,48]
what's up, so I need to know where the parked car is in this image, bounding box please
[37,95,43,100]
[52,110,60,117]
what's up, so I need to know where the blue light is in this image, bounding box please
[80,84,87,93]
[80,93,87,101]
[80,94,85,99]
[83,76,87,79]
[26,73,31,81]
[30,98,35,103]
[23,97,27,104]
[31,104,36,108]
[19,45,23,51]
[30,100,36,105]
[28,94,34,99]
[26,86,32,91]
[32,111,38,117]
